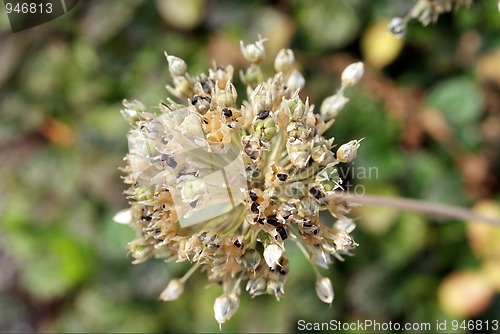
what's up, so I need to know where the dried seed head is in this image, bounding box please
[159,278,184,301]
[341,62,364,87]
[315,277,334,304]
[119,38,362,325]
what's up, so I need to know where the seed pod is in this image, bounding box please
[264,244,283,269]
[159,278,184,301]
[388,17,407,39]
[320,93,349,120]
[240,37,266,64]
[336,139,362,163]
[274,48,295,73]
[164,52,187,77]
[214,293,240,328]
[341,62,364,87]
[315,277,334,304]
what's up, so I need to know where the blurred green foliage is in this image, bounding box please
[1,0,499,333]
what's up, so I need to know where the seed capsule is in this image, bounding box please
[274,48,295,73]
[159,278,184,301]
[315,277,334,304]
[336,139,362,163]
[388,17,407,38]
[214,293,240,328]
[341,62,364,87]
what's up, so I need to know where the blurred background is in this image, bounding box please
[1,0,500,332]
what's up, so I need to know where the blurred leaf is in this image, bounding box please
[295,0,362,50]
[381,212,428,268]
[426,77,483,149]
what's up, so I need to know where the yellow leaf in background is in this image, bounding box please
[480,261,500,292]
[467,200,500,261]
[438,270,495,318]
[361,20,404,70]
[156,0,205,30]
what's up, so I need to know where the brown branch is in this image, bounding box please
[330,193,500,227]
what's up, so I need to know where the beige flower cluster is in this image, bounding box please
[115,37,363,326]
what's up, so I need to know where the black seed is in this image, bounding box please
[199,231,208,242]
[312,229,318,235]
[309,186,324,200]
[155,229,162,234]
[276,226,288,240]
[202,118,209,124]
[216,66,225,70]
[161,154,177,168]
[191,95,201,105]
[222,108,233,117]
[249,191,258,201]
[276,173,288,182]
[267,217,278,226]
[279,267,287,275]
[251,202,260,214]
[234,239,242,248]
[200,79,213,94]
[202,96,212,104]
[141,215,152,221]
[190,199,199,208]
[257,218,265,225]
[161,137,169,144]
[257,110,269,119]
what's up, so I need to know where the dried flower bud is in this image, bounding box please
[320,93,349,120]
[214,293,240,328]
[246,277,267,296]
[336,139,362,163]
[341,62,364,87]
[266,280,285,300]
[164,52,187,77]
[388,17,407,38]
[263,244,283,269]
[274,49,295,73]
[315,277,334,304]
[159,278,184,301]
[240,38,266,64]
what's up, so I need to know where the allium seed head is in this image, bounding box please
[118,38,361,325]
